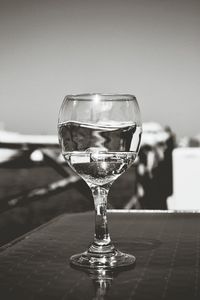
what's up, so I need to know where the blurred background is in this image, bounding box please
[0,0,200,246]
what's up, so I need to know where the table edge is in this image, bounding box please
[1,209,200,252]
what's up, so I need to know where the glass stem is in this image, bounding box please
[90,185,114,253]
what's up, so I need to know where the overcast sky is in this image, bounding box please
[0,0,199,137]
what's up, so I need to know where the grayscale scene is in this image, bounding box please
[0,0,200,299]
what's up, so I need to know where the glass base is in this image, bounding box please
[70,248,136,270]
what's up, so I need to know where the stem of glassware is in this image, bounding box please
[89,185,115,254]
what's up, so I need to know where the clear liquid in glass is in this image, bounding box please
[58,121,142,186]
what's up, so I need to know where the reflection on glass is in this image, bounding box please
[87,268,115,300]
[70,264,136,300]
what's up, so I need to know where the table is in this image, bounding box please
[0,211,199,300]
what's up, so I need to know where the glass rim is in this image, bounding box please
[64,93,137,101]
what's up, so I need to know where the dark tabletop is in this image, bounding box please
[0,211,200,300]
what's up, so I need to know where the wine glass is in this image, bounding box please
[58,93,142,269]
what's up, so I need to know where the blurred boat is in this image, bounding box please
[0,129,58,149]
[0,129,59,165]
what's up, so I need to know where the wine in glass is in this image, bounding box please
[58,94,142,269]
